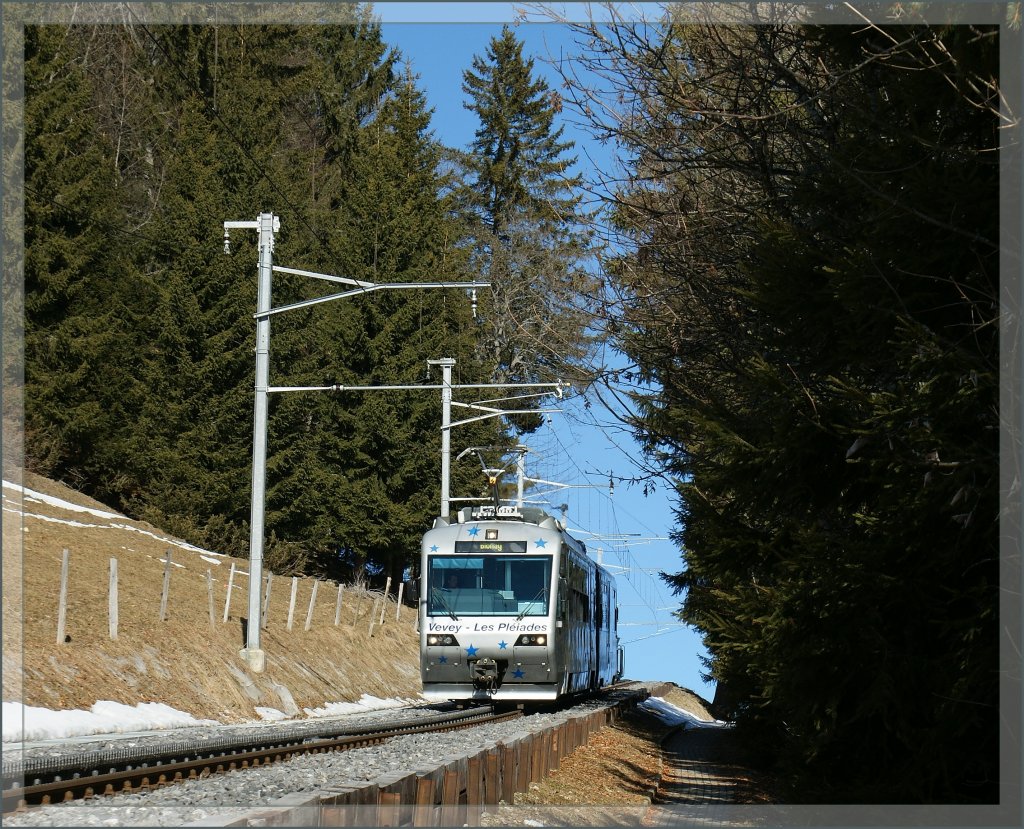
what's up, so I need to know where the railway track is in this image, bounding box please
[2,705,521,814]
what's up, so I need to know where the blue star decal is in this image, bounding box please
[512,668,525,679]
[438,655,447,664]
[498,640,508,650]
[534,537,547,548]
[467,526,480,537]
[429,544,439,552]
[466,644,478,657]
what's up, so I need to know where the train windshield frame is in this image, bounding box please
[426,554,552,617]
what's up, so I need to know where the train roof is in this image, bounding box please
[430,504,562,530]
[427,505,619,581]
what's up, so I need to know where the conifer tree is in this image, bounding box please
[458,25,596,395]
[564,15,1001,802]
[267,61,503,583]
[20,19,507,591]
[23,25,144,486]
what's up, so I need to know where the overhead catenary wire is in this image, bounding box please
[521,412,680,634]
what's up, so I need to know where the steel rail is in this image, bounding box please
[3,707,520,813]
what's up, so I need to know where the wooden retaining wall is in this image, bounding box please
[193,686,670,828]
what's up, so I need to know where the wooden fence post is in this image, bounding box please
[287,576,298,631]
[261,572,273,629]
[108,557,118,641]
[222,561,236,623]
[305,580,319,631]
[369,596,380,636]
[378,577,391,627]
[159,548,172,622]
[56,548,70,645]
[396,582,404,621]
[206,569,216,629]
[335,583,344,626]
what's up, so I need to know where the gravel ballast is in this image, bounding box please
[4,688,658,827]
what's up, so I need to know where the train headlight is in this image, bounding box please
[427,634,459,646]
[515,634,547,646]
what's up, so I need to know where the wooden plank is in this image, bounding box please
[395,582,404,621]
[516,738,529,796]
[334,583,344,626]
[325,786,360,826]
[465,754,483,827]
[466,754,483,804]
[483,748,500,804]
[500,743,516,803]
[378,771,415,827]
[320,786,358,827]
[378,791,401,827]
[413,775,435,827]
[108,557,118,641]
[531,733,543,783]
[453,757,469,827]
[440,768,461,826]
[354,782,379,827]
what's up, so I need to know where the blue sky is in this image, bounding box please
[375,5,716,699]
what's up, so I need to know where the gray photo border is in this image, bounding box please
[1,2,1020,826]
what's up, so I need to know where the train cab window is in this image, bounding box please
[427,555,553,617]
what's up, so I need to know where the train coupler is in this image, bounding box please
[470,657,507,695]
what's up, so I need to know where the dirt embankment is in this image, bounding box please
[3,471,422,723]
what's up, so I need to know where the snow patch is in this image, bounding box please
[2,700,217,742]
[254,707,288,722]
[2,480,223,559]
[2,480,125,520]
[640,696,731,728]
[2,694,426,742]
[303,694,416,718]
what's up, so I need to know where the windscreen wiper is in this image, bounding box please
[516,587,548,621]
[431,587,459,621]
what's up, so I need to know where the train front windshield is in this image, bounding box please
[427,555,552,617]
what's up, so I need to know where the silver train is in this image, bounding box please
[418,504,623,703]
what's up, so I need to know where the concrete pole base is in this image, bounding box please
[239,647,266,673]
